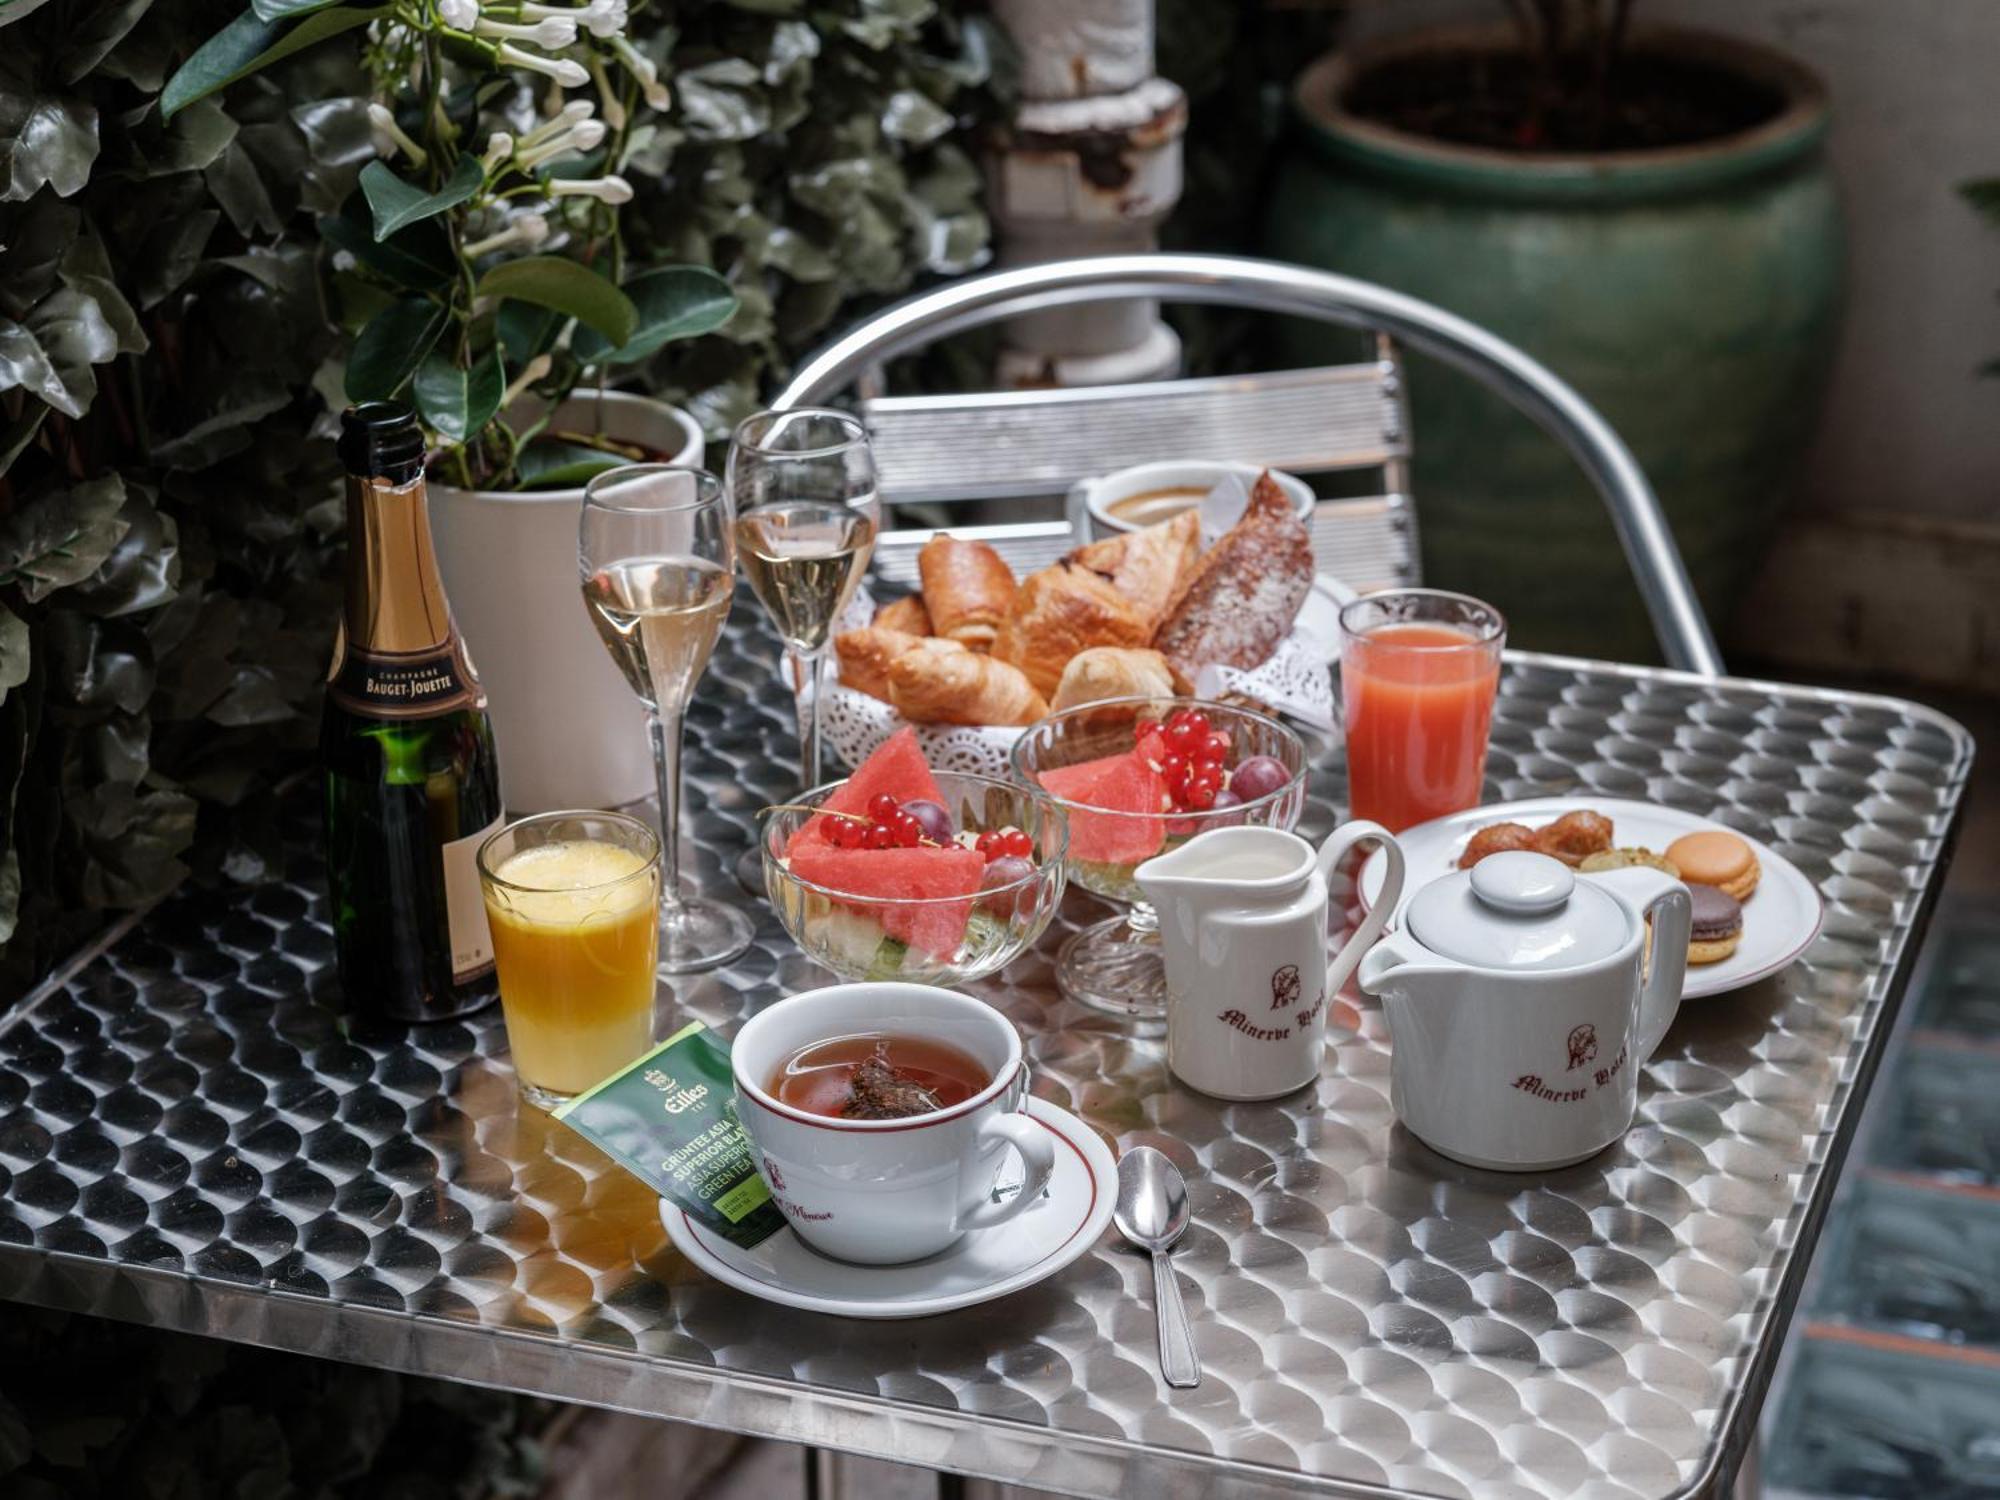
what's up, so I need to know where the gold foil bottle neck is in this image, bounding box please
[343,470,455,654]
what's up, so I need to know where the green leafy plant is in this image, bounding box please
[0,0,1006,999]
[164,0,741,492]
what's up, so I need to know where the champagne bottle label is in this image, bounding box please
[441,813,503,982]
[327,637,483,720]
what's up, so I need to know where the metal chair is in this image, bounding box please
[774,252,1723,677]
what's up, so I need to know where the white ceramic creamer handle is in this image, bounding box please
[1319,820,1405,999]
[958,1112,1057,1231]
[1064,480,1094,545]
[1636,878,1692,1061]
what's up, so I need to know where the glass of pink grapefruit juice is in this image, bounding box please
[1338,590,1505,834]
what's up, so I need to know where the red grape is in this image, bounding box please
[976,855,1035,918]
[1208,788,1245,826]
[1229,754,1290,801]
[867,792,901,822]
[902,799,954,844]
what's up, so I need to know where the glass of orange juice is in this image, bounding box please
[477,811,662,1109]
[1338,590,1505,834]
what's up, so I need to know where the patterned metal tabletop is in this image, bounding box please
[0,605,1974,1500]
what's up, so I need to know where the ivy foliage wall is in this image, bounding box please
[0,0,1007,999]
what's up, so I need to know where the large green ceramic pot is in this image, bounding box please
[1267,26,1843,662]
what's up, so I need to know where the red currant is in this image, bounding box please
[1001,828,1033,859]
[892,813,924,848]
[1191,764,1223,794]
[1160,751,1188,781]
[823,817,851,848]
[1180,710,1210,740]
[868,792,901,823]
[1183,782,1218,812]
[975,830,1001,860]
[1163,719,1199,756]
[865,823,897,850]
[1197,731,1231,765]
[1166,760,1195,794]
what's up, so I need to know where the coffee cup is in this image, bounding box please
[1068,460,1316,545]
[731,983,1056,1264]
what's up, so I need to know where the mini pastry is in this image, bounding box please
[993,563,1151,700]
[1152,471,1312,686]
[873,594,931,636]
[918,535,1016,650]
[835,626,925,702]
[1685,884,1744,964]
[887,643,1048,726]
[1068,512,1201,635]
[1579,848,1680,878]
[1458,822,1538,868]
[1051,647,1176,712]
[1532,809,1615,867]
[1665,830,1760,901]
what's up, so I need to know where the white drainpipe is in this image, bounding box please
[985,0,1186,387]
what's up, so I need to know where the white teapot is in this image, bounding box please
[1136,822,1404,1101]
[1356,851,1691,1171]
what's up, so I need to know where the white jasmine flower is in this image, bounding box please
[548,174,633,204]
[482,131,514,171]
[463,212,550,258]
[477,15,578,49]
[518,98,594,149]
[499,43,588,88]
[580,0,627,38]
[610,38,669,111]
[587,56,627,130]
[438,0,479,29]
[367,102,429,166]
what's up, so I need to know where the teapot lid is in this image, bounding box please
[1406,851,1630,971]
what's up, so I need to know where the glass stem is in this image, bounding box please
[1125,902,1160,938]
[797,646,828,791]
[649,707,687,916]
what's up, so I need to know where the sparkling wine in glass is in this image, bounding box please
[726,409,880,790]
[579,466,753,974]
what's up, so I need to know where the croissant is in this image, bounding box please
[835,626,926,702]
[993,563,1152,700]
[918,536,1017,650]
[1068,512,1201,635]
[887,644,1047,726]
[873,594,931,636]
[1051,648,1176,712]
[1153,471,1312,687]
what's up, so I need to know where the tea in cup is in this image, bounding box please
[731,983,1055,1264]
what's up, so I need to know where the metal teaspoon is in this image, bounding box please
[1114,1146,1201,1389]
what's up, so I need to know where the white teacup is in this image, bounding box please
[731,983,1056,1265]
[1068,459,1316,544]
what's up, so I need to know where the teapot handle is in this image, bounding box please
[1319,820,1404,998]
[1636,880,1693,1061]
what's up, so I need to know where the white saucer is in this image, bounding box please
[1294,574,1359,662]
[1356,796,1826,1000]
[660,1098,1117,1319]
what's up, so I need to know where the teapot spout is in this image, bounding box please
[1356,936,1457,1019]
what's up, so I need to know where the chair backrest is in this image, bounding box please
[775,253,1723,676]
[860,347,1418,595]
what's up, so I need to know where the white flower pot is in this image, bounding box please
[429,390,705,812]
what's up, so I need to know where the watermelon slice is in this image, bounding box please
[787,727,945,857]
[1038,752,1167,864]
[788,844,985,958]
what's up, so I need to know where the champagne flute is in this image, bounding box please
[726,409,881,791]
[579,466,754,974]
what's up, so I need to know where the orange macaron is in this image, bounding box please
[1664,830,1760,902]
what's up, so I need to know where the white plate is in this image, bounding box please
[1295,574,1358,662]
[660,1098,1117,1319]
[1355,796,1825,1000]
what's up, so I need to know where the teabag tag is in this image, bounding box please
[1198,474,1253,546]
[555,1023,785,1249]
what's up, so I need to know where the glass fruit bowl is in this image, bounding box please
[1009,696,1308,1022]
[760,770,1068,985]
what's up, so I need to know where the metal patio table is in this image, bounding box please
[0,609,1972,1500]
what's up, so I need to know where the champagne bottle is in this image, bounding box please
[323,402,502,1021]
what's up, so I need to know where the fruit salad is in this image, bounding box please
[763,730,1066,983]
[1016,700,1307,904]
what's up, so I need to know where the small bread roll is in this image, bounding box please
[1051,648,1176,712]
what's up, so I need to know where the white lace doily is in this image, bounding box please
[825,587,1335,770]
